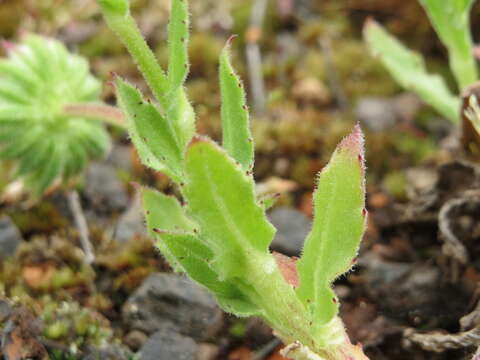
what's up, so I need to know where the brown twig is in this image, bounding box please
[67,190,95,264]
[404,326,480,352]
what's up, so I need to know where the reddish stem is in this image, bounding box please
[63,103,126,128]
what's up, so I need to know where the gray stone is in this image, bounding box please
[107,145,133,173]
[0,216,23,259]
[114,193,146,244]
[0,299,13,323]
[355,96,398,132]
[85,162,129,214]
[139,326,197,360]
[196,343,220,360]
[124,330,148,351]
[82,344,132,360]
[269,207,310,256]
[123,273,222,341]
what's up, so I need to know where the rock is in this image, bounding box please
[85,162,129,214]
[0,299,13,323]
[114,193,146,244]
[406,167,438,199]
[269,207,310,256]
[124,330,148,351]
[355,96,398,132]
[291,78,331,107]
[82,344,132,360]
[123,273,222,341]
[196,343,220,360]
[0,216,23,259]
[360,253,468,327]
[391,93,422,123]
[139,326,198,360]
[107,144,133,173]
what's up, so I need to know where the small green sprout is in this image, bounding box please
[364,0,477,125]
[99,1,369,359]
[0,35,112,196]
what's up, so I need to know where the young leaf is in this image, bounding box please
[98,0,195,151]
[418,0,477,90]
[167,0,190,93]
[364,19,460,123]
[219,38,254,171]
[183,139,274,279]
[296,125,367,326]
[143,187,196,234]
[166,89,196,150]
[115,78,184,182]
[142,187,262,316]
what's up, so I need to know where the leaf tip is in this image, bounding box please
[339,124,364,154]
[226,34,238,47]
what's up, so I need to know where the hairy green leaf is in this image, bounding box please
[143,186,261,315]
[115,78,184,182]
[143,187,195,271]
[296,126,367,326]
[418,0,477,89]
[364,19,460,123]
[157,230,262,316]
[183,139,275,279]
[164,0,196,149]
[167,0,190,93]
[99,0,195,151]
[219,39,254,171]
[166,89,196,150]
[143,187,196,234]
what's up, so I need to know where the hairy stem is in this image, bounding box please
[63,103,126,128]
[101,11,169,110]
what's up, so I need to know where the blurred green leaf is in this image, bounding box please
[364,19,461,123]
[419,0,477,89]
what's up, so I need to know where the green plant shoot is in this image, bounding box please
[0,35,111,196]
[364,0,478,125]
[98,0,369,359]
[418,0,477,89]
[364,20,460,123]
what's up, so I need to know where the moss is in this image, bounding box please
[382,171,408,201]
[9,201,68,234]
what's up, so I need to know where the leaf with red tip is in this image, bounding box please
[296,125,367,327]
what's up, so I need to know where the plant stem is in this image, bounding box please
[244,253,369,360]
[63,103,126,128]
[67,190,95,264]
[246,0,268,116]
[101,11,169,111]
